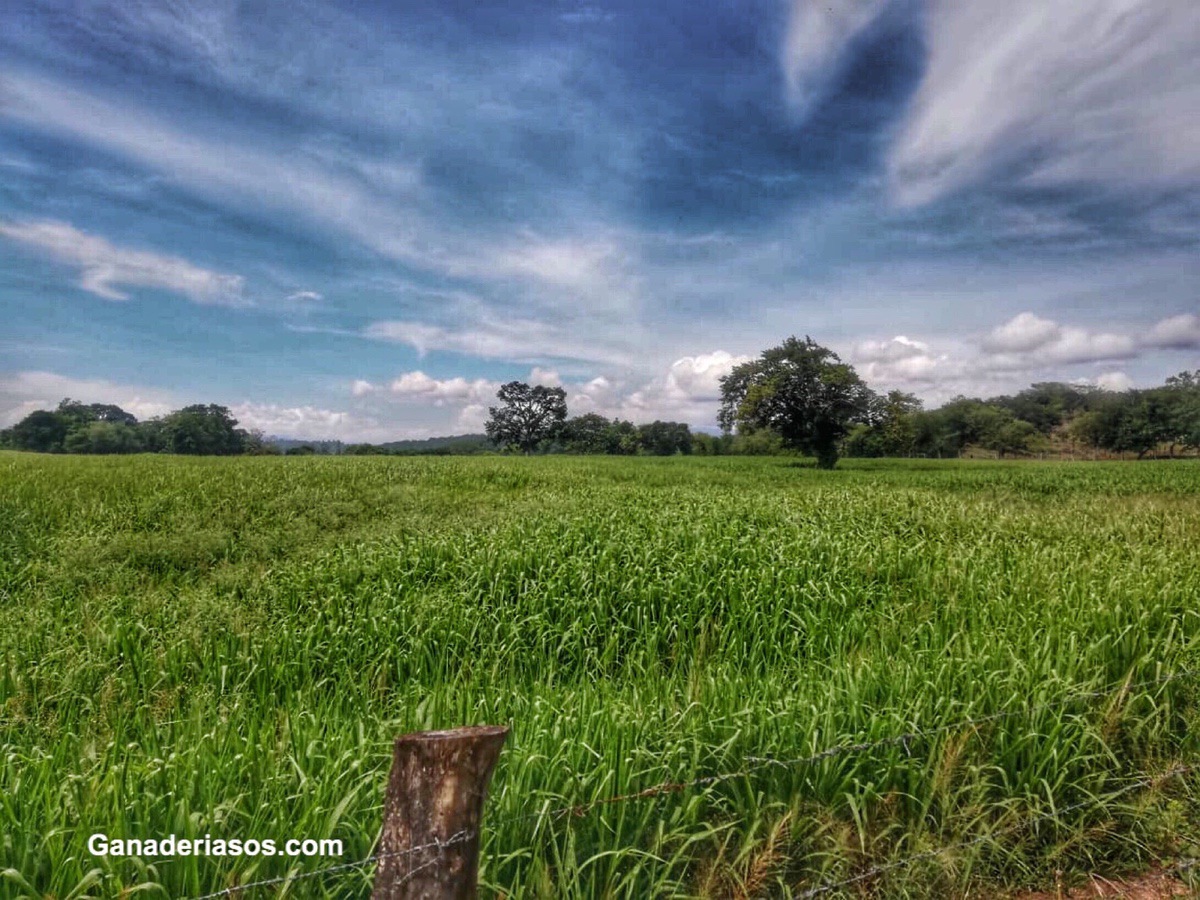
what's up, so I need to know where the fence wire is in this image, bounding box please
[190,831,472,900]
[186,667,1198,898]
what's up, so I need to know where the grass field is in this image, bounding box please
[2,452,1199,899]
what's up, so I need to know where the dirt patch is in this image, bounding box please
[1014,865,1196,899]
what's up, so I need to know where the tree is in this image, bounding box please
[986,418,1039,458]
[158,404,247,455]
[57,399,138,428]
[718,336,874,468]
[1162,371,1200,454]
[691,432,732,455]
[561,413,612,453]
[636,421,692,455]
[1069,392,1168,459]
[63,421,144,454]
[6,410,70,452]
[1114,392,1171,459]
[846,390,923,457]
[484,381,567,453]
[992,383,1091,434]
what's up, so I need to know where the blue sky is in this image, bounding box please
[1,0,1198,439]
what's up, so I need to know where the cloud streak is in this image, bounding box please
[886,1,1200,205]
[0,219,245,304]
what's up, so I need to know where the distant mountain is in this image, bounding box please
[265,434,492,454]
[268,438,345,454]
[377,433,491,454]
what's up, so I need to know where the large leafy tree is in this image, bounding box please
[57,398,138,427]
[636,420,693,456]
[561,413,613,453]
[718,336,874,468]
[1162,370,1200,454]
[5,410,70,453]
[64,421,144,454]
[158,404,248,455]
[485,381,567,453]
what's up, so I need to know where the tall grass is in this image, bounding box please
[1,453,1198,898]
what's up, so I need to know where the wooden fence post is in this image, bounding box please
[371,725,509,900]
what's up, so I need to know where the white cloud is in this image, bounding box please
[569,375,619,411]
[781,0,891,112]
[529,367,563,387]
[0,219,245,305]
[1048,328,1138,364]
[388,371,498,405]
[885,1,1200,205]
[981,313,1061,354]
[489,238,621,291]
[229,402,353,439]
[853,335,954,385]
[286,290,323,304]
[0,371,175,426]
[981,313,1136,364]
[854,335,930,363]
[1144,313,1200,350]
[840,310,1200,403]
[350,379,375,397]
[661,351,751,402]
[863,354,947,385]
[564,351,750,425]
[1094,371,1134,392]
[455,403,489,431]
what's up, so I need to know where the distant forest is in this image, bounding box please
[3,371,1199,459]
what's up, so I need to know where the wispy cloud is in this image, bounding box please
[0,69,432,264]
[886,1,1200,206]
[362,318,634,367]
[0,219,246,304]
[781,0,892,113]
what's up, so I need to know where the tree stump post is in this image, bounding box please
[371,725,509,900]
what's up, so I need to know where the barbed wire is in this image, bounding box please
[186,667,1198,898]
[189,829,471,899]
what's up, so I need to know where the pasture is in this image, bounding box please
[1,453,1198,898]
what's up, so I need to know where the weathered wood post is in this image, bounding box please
[371,725,509,900]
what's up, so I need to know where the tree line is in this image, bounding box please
[0,400,276,455]
[4,337,1198,464]
[714,336,1200,467]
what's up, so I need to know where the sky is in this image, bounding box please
[1,0,1198,441]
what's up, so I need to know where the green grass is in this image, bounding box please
[1,452,1199,898]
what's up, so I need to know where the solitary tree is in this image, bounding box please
[485,381,567,453]
[718,336,874,468]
